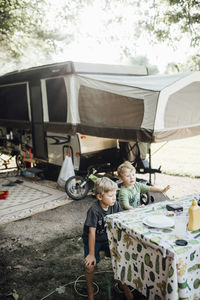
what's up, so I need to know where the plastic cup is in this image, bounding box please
[174,214,188,238]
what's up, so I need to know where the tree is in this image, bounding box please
[166,55,200,73]
[0,0,89,74]
[139,0,200,48]
[2,0,199,75]
[0,0,46,56]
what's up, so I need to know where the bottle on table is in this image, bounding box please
[188,199,200,231]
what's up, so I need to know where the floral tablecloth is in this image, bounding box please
[106,193,200,300]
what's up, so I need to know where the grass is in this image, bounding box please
[151,135,200,178]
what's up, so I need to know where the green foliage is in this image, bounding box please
[166,54,200,73]
[7,289,19,300]
[0,0,46,56]
[133,0,200,71]
[0,0,89,73]
[142,0,200,47]
[1,0,200,74]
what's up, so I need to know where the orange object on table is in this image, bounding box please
[0,191,8,199]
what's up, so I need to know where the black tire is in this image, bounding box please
[140,192,150,205]
[15,153,24,170]
[65,176,90,200]
[38,172,45,180]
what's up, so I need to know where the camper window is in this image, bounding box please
[0,84,29,121]
[78,86,144,128]
[165,82,200,128]
[46,77,67,122]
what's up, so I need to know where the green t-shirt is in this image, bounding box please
[118,181,150,209]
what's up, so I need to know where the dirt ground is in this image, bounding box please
[1,173,200,300]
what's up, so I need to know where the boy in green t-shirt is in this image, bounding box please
[117,161,170,210]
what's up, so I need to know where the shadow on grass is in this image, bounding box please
[0,231,146,300]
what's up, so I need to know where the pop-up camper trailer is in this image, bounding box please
[0,61,148,177]
[1,61,200,179]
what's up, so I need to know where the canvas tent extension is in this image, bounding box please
[73,71,200,142]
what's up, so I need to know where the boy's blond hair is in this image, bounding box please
[117,161,136,177]
[94,177,118,196]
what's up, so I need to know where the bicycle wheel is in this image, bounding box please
[65,176,90,200]
[140,192,150,205]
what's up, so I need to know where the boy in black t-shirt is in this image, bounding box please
[83,177,133,300]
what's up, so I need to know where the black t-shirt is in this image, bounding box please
[82,200,122,242]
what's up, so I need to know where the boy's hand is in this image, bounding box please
[138,204,145,208]
[84,254,96,267]
[162,185,170,194]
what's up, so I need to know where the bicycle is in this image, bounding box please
[65,163,118,201]
[65,162,150,205]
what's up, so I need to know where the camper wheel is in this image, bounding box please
[15,154,24,170]
[65,175,90,200]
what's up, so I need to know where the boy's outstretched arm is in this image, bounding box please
[149,185,170,194]
[84,227,96,267]
[123,204,134,210]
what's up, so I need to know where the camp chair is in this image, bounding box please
[119,141,161,185]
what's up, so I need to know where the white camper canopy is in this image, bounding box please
[68,70,200,142]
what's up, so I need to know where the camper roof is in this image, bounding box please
[0,61,148,85]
